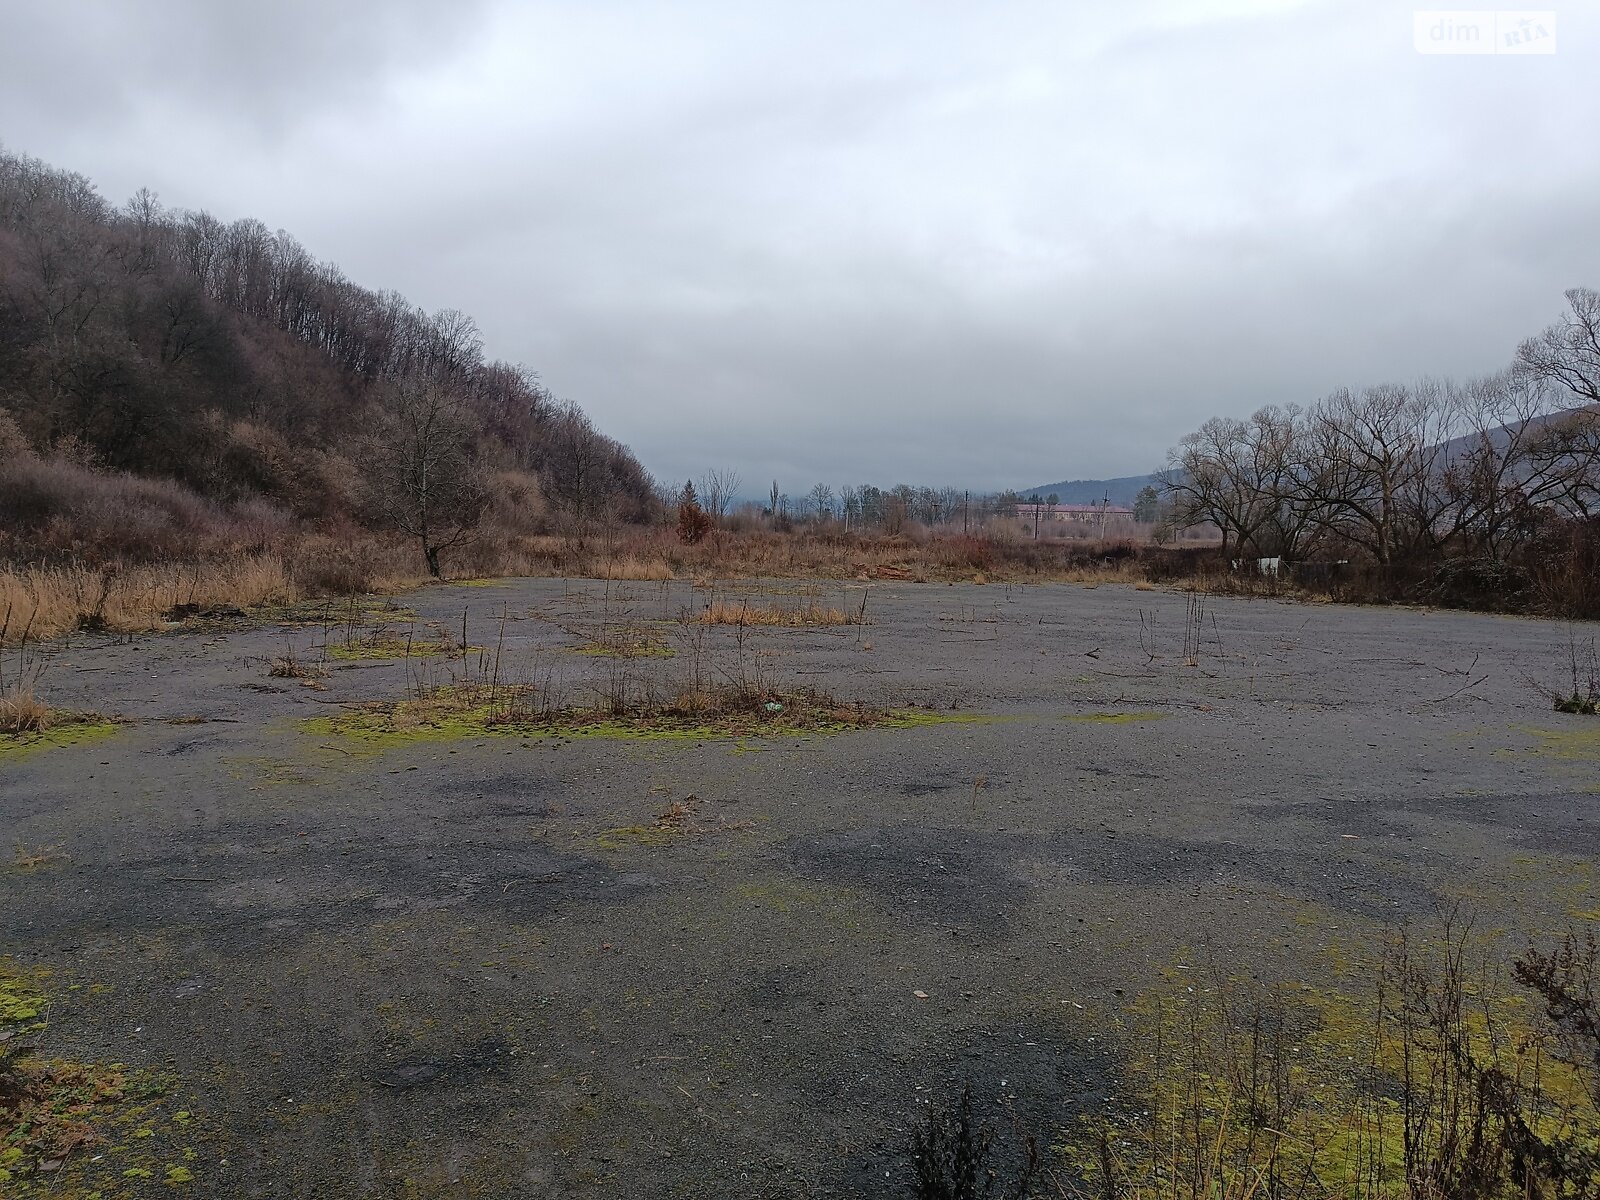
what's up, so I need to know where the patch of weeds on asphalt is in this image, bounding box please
[1497,855,1599,913]
[594,823,677,850]
[327,629,472,662]
[569,623,675,659]
[0,959,48,1026]
[908,1083,1038,1200]
[1,620,121,761]
[595,794,752,851]
[267,646,328,682]
[224,753,323,788]
[1059,917,1600,1200]
[1545,629,1600,715]
[697,599,866,628]
[302,681,981,750]
[271,598,416,629]
[1555,694,1600,715]
[1,960,195,1195]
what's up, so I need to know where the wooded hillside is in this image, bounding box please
[0,148,653,572]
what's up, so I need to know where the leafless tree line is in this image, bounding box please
[1163,289,1600,589]
[762,483,1008,532]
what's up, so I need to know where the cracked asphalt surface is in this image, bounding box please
[3,578,1597,1198]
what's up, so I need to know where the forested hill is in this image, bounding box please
[0,148,652,557]
[1017,473,1158,506]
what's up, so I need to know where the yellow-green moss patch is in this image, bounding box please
[1518,722,1600,763]
[594,824,677,851]
[1060,921,1600,1200]
[2,961,196,1197]
[1,958,49,1026]
[735,881,832,913]
[0,718,121,764]
[573,640,676,659]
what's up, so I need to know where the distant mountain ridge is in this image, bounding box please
[1018,473,1158,506]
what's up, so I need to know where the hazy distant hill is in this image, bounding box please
[1017,473,1159,506]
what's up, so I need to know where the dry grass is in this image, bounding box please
[1049,559,1145,585]
[596,556,674,581]
[267,650,328,680]
[0,685,52,734]
[698,600,862,627]
[0,556,297,645]
[0,526,1221,653]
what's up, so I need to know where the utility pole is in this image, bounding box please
[1098,491,1110,543]
[963,490,970,535]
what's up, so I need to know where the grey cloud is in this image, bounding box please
[2,0,1596,491]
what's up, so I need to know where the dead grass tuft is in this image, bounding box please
[597,556,675,582]
[0,685,52,734]
[267,650,328,680]
[698,600,862,628]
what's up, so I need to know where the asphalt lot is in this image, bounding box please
[4,578,1597,1198]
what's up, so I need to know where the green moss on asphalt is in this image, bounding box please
[594,824,678,851]
[325,638,475,662]
[0,959,48,1025]
[0,719,121,763]
[1519,722,1600,762]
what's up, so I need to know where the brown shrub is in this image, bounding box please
[482,469,547,536]
[1528,517,1600,620]
[677,499,712,545]
[0,408,34,461]
[0,452,286,563]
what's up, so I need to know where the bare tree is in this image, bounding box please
[839,484,861,531]
[1519,288,1600,406]
[1301,382,1456,572]
[1527,408,1600,518]
[807,482,835,523]
[541,401,612,547]
[700,468,741,525]
[1440,368,1562,556]
[366,376,487,578]
[1165,406,1308,560]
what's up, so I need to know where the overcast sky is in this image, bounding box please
[3,1,1596,491]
